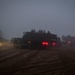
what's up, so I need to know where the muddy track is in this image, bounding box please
[57,49,75,74]
[0,47,75,75]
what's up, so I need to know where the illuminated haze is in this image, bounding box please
[0,0,75,39]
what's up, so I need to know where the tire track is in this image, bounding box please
[0,49,30,62]
[0,50,40,75]
[19,55,63,75]
[1,48,75,75]
[57,49,75,74]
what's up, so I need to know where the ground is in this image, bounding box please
[0,43,75,75]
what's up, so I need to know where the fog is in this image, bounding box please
[0,0,75,39]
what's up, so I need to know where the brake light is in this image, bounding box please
[45,42,48,45]
[42,42,45,45]
[42,42,48,45]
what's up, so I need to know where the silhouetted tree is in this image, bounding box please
[31,29,35,33]
[47,31,51,34]
[62,35,72,42]
[43,30,45,34]
[62,35,66,42]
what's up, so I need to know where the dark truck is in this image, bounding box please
[11,30,61,49]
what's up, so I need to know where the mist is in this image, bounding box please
[0,0,75,39]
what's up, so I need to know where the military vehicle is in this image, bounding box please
[62,35,75,47]
[11,29,61,49]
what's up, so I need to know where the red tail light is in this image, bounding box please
[42,42,49,46]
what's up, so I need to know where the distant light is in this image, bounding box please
[68,41,71,44]
[28,41,30,43]
[52,42,56,46]
[0,43,2,46]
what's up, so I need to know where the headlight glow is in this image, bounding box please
[0,43,2,46]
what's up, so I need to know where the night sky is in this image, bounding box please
[0,0,75,39]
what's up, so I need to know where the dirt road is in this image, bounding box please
[0,46,75,75]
